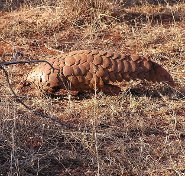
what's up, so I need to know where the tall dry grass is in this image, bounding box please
[0,0,185,175]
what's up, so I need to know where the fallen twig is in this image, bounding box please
[0,59,59,71]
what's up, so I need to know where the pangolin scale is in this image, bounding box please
[26,50,174,94]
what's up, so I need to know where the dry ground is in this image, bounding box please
[0,0,185,175]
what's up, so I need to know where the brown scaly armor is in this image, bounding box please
[25,50,174,94]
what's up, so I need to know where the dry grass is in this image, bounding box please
[0,0,185,175]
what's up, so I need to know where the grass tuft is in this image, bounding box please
[0,0,185,175]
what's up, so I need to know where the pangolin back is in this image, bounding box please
[26,50,174,93]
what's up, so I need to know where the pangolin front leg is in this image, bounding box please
[25,50,174,95]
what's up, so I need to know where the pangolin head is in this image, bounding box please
[21,73,33,89]
[26,68,39,84]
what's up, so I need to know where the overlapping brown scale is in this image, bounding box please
[130,60,136,72]
[82,62,90,70]
[48,72,60,88]
[65,56,76,66]
[42,64,52,75]
[68,76,79,85]
[99,78,104,87]
[96,66,105,77]
[72,65,82,76]
[74,55,82,65]
[89,76,104,88]
[108,72,117,82]
[87,54,94,63]
[117,60,124,72]
[93,55,103,65]
[108,60,117,72]
[63,65,73,77]
[123,60,130,73]
[84,77,91,85]
[102,70,109,84]
[89,64,96,74]
[53,60,60,69]
[79,54,87,64]
[102,56,111,68]
[85,72,93,81]
[90,75,100,87]
[79,64,87,75]
[90,77,95,86]
[135,61,144,74]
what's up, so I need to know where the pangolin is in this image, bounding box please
[25,50,174,94]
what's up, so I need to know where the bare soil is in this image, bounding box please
[0,0,185,175]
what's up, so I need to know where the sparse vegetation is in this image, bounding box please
[0,0,185,175]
